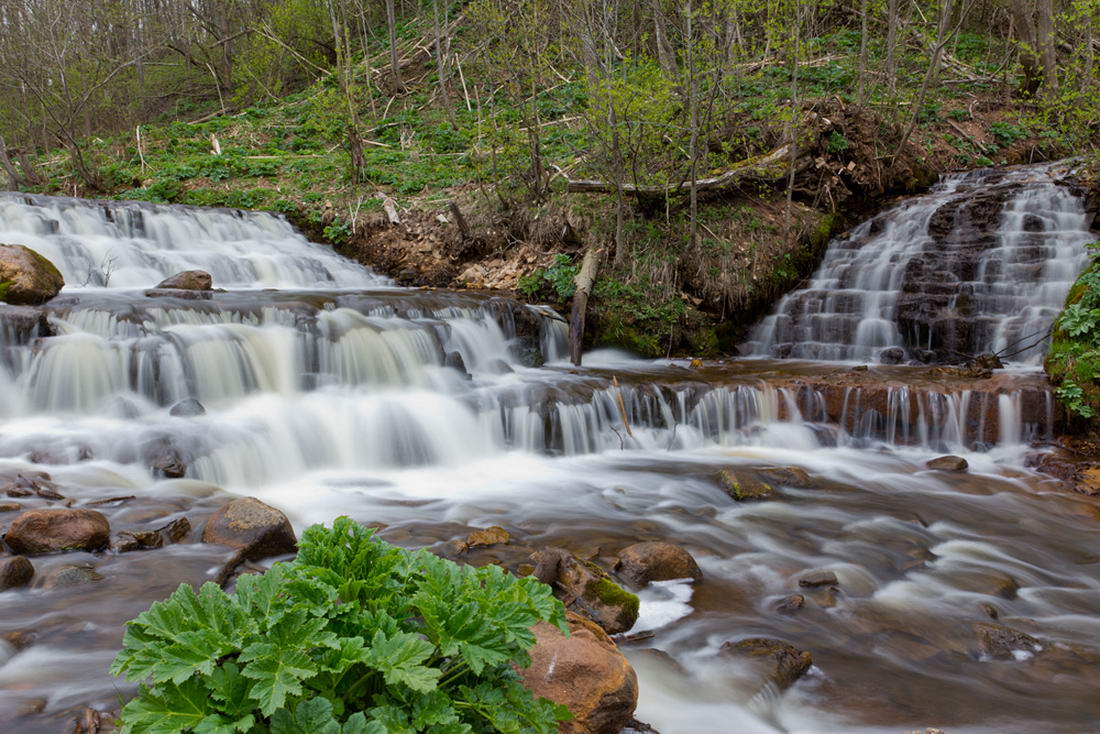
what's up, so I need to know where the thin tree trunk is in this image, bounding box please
[431,0,454,119]
[569,247,602,366]
[885,0,899,92]
[1037,0,1057,96]
[857,0,870,103]
[385,0,405,91]
[0,135,25,189]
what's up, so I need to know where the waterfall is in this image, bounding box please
[745,164,1094,364]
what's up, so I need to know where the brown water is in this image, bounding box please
[0,183,1097,733]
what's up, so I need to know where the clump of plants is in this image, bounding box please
[517,254,578,301]
[1047,242,1100,421]
[110,517,570,733]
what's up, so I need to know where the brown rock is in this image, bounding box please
[926,455,969,472]
[614,542,702,587]
[0,244,64,305]
[973,622,1042,661]
[5,508,110,554]
[0,502,21,512]
[717,469,773,500]
[520,611,638,734]
[720,637,813,690]
[155,270,213,290]
[775,594,805,614]
[0,555,33,590]
[799,570,839,587]
[535,549,639,635]
[112,516,192,552]
[462,525,510,551]
[202,497,296,561]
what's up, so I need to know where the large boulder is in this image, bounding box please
[532,549,639,635]
[0,244,63,305]
[155,270,213,290]
[520,611,638,734]
[614,542,702,587]
[202,497,296,561]
[4,509,110,554]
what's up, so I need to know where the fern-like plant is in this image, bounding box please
[111,517,570,734]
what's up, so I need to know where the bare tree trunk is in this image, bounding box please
[431,0,454,119]
[1036,0,1058,97]
[385,0,405,91]
[651,0,677,78]
[0,135,25,189]
[857,0,870,103]
[885,0,899,92]
[1009,0,1042,96]
[686,0,699,249]
[569,248,602,366]
[894,0,965,157]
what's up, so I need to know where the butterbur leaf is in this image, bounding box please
[270,697,341,734]
[117,680,209,734]
[193,712,256,734]
[240,644,318,716]
[363,630,441,693]
[209,663,252,715]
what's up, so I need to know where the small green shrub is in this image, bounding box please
[989,121,1029,147]
[111,517,570,734]
[1048,244,1100,421]
[826,131,851,154]
[518,255,577,301]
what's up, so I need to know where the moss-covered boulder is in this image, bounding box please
[0,244,63,305]
[531,548,639,635]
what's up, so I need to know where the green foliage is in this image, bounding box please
[518,255,577,301]
[323,220,353,246]
[989,121,1029,147]
[826,131,851,154]
[111,517,569,734]
[1048,245,1100,422]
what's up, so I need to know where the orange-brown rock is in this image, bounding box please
[520,611,638,734]
[201,497,296,561]
[4,509,109,555]
[720,637,813,690]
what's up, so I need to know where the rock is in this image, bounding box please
[532,548,639,635]
[0,555,33,590]
[5,508,110,554]
[2,630,35,650]
[44,563,103,588]
[0,502,21,512]
[717,469,773,501]
[798,570,839,588]
[151,449,187,478]
[461,525,510,551]
[973,622,1042,661]
[112,517,192,552]
[519,611,638,734]
[0,244,64,305]
[169,398,206,417]
[926,455,969,472]
[775,594,805,614]
[1,473,61,499]
[155,270,212,290]
[720,637,813,691]
[614,542,702,587]
[879,347,905,364]
[202,497,296,561]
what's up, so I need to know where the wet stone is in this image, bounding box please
[112,517,192,553]
[5,508,110,555]
[926,455,969,472]
[614,542,703,587]
[973,622,1043,661]
[202,497,296,561]
[775,594,805,614]
[155,269,213,290]
[799,570,839,588]
[532,548,640,635]
[43,564,103,589]
[0,502,21,512]
[718,469,774,501]
[169,398,206,417]
[0,555,34,590]
[720,637,813,691]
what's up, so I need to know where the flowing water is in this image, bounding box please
[0,172,1097,733]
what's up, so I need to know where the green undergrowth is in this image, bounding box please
[110,517,569,734]
[1047,242,1100,423]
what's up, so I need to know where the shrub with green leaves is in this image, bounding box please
[110,517,570,734]
[1047,243,1100,421]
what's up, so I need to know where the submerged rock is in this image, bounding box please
[0,556,34,590]
[44,564,103,588]
[169,398,206,417]
[4,509,110,554]
[717,469,773,501]
[531,548,639,635]
[0,244,63,305]
[614,542,702,587]
[720,637,813,691]
[155,269,213,290]
[799,570,839,588]
[112,517,192,552]
[519,611,638,734]
[973,622,1043,661]
[774,594,805,614]
[202,497,296,561]
[926,455,969,472]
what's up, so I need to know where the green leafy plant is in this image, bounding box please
[518,255,577,301]
[111,517,570,734]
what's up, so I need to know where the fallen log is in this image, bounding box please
[569,248,601,366]
[562,143,805,197]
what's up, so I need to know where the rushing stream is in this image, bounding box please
[0,169,1097,734]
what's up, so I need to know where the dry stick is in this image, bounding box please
[135,126,147,174]
[611,376,634,438]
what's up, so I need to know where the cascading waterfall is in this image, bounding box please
[0,177,1098,734]
[746,164,1094,363]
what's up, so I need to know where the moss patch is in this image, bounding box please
[586,577,640,631]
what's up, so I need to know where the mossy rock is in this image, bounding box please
[535,549,640,635]
[718,468,774,501]
[0,244,63,305]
